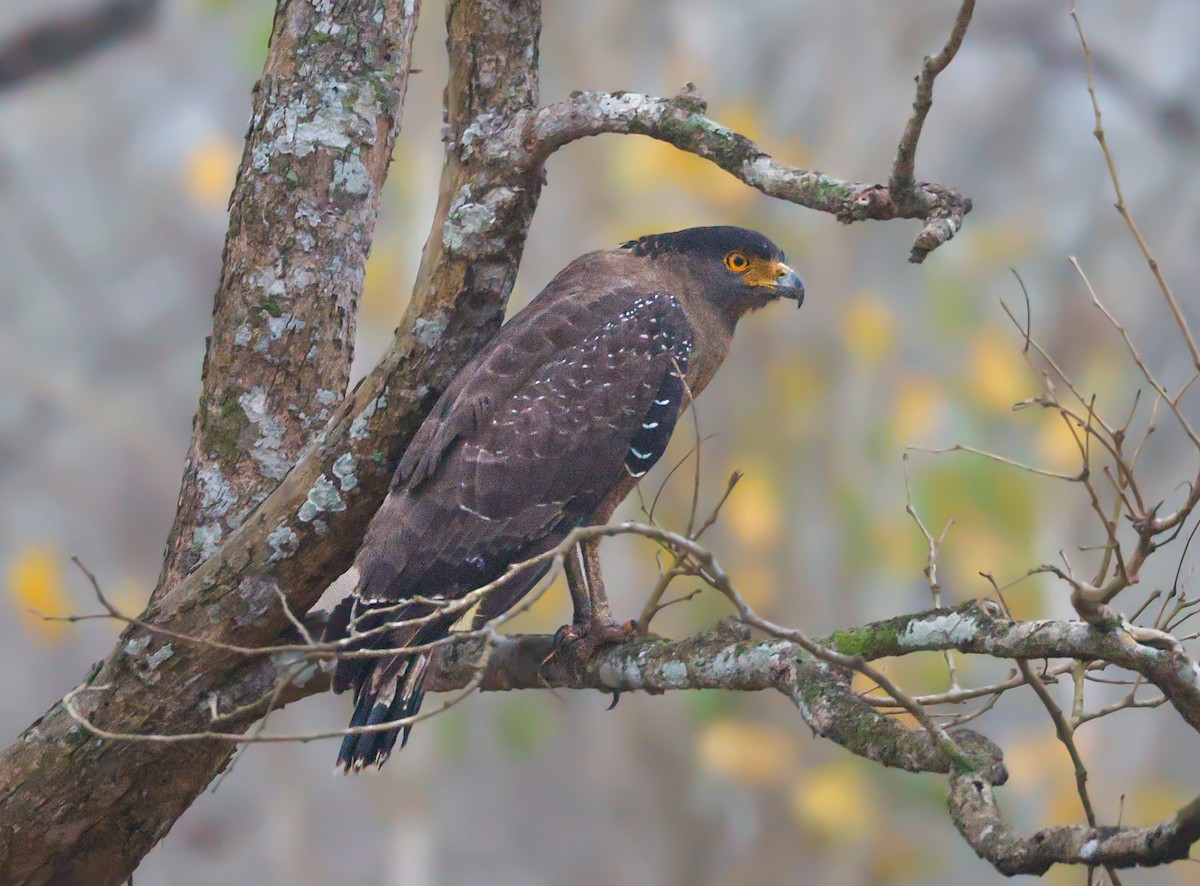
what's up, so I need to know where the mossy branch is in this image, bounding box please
[510,85,971,264]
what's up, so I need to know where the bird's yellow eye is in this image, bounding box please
[724,252,749,272]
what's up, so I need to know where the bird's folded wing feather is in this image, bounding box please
[356,284,695,603]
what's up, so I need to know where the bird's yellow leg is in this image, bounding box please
[564,541,596,626]
[557,477,641,646]
[557,537,636,647]
[580,538,612,623]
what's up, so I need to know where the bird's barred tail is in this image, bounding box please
[325,595,435,772]
[336,649,430,772]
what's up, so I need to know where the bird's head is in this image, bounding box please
[621,225,804,321]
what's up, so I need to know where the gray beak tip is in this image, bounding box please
[778,269,805,306]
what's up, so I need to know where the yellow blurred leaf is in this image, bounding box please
[891,374,947,444]
[729,561,778,609]
[501,572,567,633]
[948,525,1005,573]
[867,835,929,885]
[361,248,405,326]
[851,668,887,698]
[696,718,796,785]
[725,469,783,548]
[110,577,149,618]
[943,526,1034,614]
[961,219,1035,268]
[876,516,920,579]
[767,354,823,434]
[1036,414,1083,474]
[7,546,69,643]
[851,664,920,729]
[1126,778,1195,826]
[842,292,895,368]
[790,760,875,841]
[1003,734,1077,813]
[610,134,751,209]
[992,736,1046,796]
[183,134,239,208]
[966,333,1026,411]
[718,108,764,145]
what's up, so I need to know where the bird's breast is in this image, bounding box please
[682,325,733,399]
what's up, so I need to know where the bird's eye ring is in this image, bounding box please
[724,252,749,272]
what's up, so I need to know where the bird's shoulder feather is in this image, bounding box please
[396,252,690,489]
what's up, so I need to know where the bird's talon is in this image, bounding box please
[548,617,640,661]
[553,623,583,647]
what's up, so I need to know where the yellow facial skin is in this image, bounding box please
[725,251,797,289]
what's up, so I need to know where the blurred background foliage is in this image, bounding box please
[2,0,1200,883]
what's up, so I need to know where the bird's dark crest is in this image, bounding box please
[620,225,785,262]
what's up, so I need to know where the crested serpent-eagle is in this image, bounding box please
[327,226,805,770]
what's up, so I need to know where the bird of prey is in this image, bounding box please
[328,225,804,770]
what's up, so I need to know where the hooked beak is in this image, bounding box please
[773,262,805,307]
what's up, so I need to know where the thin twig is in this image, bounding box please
[903,453,959,689]
[639,471,742,632]
[890,0,978,201]
[911,442,1081,481]
[1016,659,1123,884]
[61,638,492,747]
[1070,2,1200,374]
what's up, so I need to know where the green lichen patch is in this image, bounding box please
[201,392,251,463]
[824,620,904,659]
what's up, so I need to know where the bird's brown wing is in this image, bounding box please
[331,284,696,768]
[396,274,621,490]
[354,285,695,607]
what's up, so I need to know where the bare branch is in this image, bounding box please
[1068,255,1200,448]
[819,600,1200,736]
[366,623,1006,780]
[0,0,158,93]
[45,525,1200,880]
[0,0,431,879]
[951,773,1200,875]
[890,0,977,202]
[61,641,492,748]
[1070,3,1200,373]
[862,663,1072,709]
[638,471,741,632]
[912,442,1082,482]
[903,452,959,689]
[518,86,972,264]
[1015,659,1125,884]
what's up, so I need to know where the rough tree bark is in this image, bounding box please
[156,0,422,597]
[9,0,1193,883]
[0,0,424,881]
[0,1,562,882]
